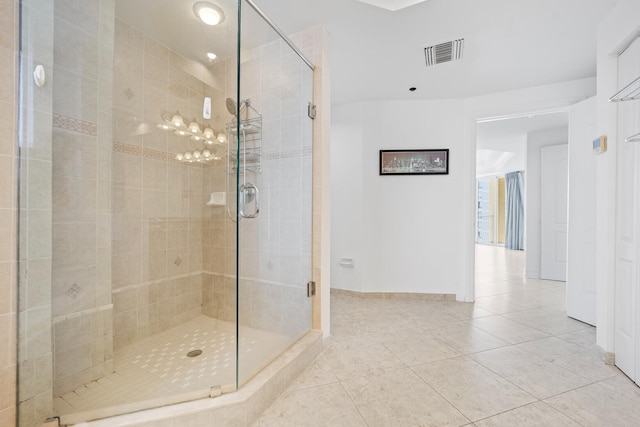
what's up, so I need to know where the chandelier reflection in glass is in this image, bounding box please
[157,112,227,163]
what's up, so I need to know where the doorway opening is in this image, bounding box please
[474,111,569,298]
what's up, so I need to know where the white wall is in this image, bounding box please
[524,128,568,278]
[595,0,640,353]
[331,100,465,295]
[330,104,364,292]
[331,79,596,299]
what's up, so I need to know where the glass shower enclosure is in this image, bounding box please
[16,0,314,424]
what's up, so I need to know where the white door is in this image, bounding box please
[566,97,597,326]
[614,37,640,384]
[540,144,568,281]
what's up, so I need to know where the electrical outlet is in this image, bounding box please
[339,258,355,268]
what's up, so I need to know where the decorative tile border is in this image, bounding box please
[53,114,98,136]
[263,145,312,161]
[111,271,202,294]
[113,141,142,156]
[113,142,311,166]
[143,146,170,162]
[112,141,208,167]
[52,303,113,324]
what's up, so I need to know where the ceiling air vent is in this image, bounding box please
[424,38,464,67]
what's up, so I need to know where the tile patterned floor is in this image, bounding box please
[54,316,289,417]
[253,245,640,426]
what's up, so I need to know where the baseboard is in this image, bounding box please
[525,269,540,278]
[331,288,456,301]
[604,351,615,366]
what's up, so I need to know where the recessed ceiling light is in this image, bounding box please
[409,87,417,92]
[193,1,225,26]
[206,52,217,61]
[354,0,430,12]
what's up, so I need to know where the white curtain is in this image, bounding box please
[505,171,524,250]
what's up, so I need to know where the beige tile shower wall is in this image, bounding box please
[0,0,17,425]
[111,19,228,350]
[49,0,116,398]
[201,158,236,321]
[201,54,237,295]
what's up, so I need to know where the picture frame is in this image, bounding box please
[379,149,449,175]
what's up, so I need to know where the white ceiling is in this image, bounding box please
[116,0,606,147]
[117,0,616,106]
[257,0,600,157]
[256,0,617,105]
[353,0,431,11]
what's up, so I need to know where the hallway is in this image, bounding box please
[254,245,640,426]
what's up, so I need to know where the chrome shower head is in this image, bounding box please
[226,98,251,116]
[225,98,237,116]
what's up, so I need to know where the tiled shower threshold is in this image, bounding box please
[57,323,324,426]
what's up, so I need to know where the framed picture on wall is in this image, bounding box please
[379,149,449,175]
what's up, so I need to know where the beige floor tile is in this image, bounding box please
[469,315,550,344]
[598,374,640,398]
[285,361,339,392]
[256,247,639,426]
[330,311,369,340]
[313,335,405,381]
[385,298,450,312]
[330,293,391,314]
[412,356,536,421]
[545,382,640,426]
[474,401,581,427]
[503,307,591,336]
[381,332,462,366]
[253,383,366,427]
[556,328,599,351]
[348,309,417,334]
[426,321,509,355]
[470,346,592,399]
[342,367,469,427]
[473,295,528,315]
[517,337,619,382]
[402,309,460,330]
[497,287,566,310]
[367,325,432,343]
[436,301,495,320]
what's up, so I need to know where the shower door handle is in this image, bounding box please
[239,183,259,218]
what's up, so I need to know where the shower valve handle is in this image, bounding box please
[239,183,259,218]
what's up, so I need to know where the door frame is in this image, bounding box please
[470,107,571,297]
[462,87,590,303]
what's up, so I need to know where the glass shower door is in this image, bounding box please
[17,0,244,424]
[16,0,314,423]
[236,0,314,387]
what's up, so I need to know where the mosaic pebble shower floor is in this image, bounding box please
[54,316,289,416]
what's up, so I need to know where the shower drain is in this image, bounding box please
[187,349,203,358]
